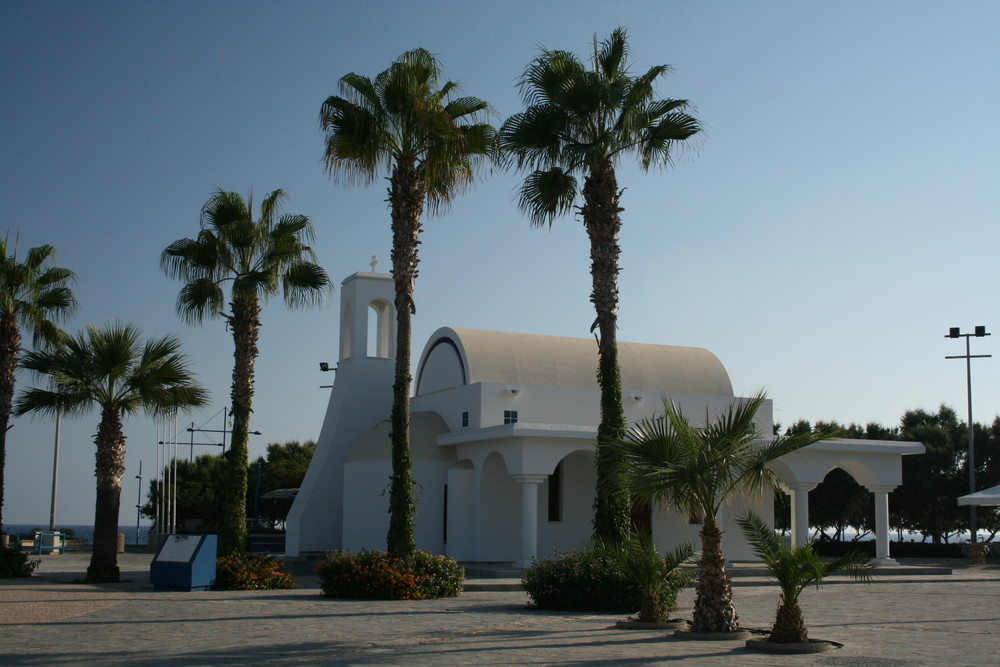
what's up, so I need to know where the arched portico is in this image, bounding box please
[771,439,924,565]
[441,426,597,566]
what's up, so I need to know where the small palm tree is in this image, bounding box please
[597,535,695,623]
[608,391,826,633]
[0,236,76,532]
[16,322,207,582]
[498,28,701,545]
[162,189,331,556]
[320,49,493,557]
[737,511,875,643]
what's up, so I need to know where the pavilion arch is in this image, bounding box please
[822,460,879,490]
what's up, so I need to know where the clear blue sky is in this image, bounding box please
[2,0,997,527]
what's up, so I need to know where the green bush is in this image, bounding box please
[214,552,296,590]
[523,545,689,614]
[0,546,41,578]
[317,550,464,600]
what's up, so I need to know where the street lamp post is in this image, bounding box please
[135,461,142,545]
[48,409,60,531]
[945,325,991,543]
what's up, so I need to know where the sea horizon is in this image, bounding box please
[4,523,152,545]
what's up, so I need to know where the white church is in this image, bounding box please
[286,268,923,566]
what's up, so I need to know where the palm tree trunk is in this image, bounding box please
[386,157,423,558]
[770,596,808,643]
[692,516,739,632]
[582,158,629,545]
[0,313,18,533]
[87,407,126,583]
[220,297,260,557]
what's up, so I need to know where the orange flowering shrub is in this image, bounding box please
[317,550,464,600]
[215,552,296,590]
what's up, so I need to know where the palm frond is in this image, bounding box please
[595,27,629,81]
[282,262,332,308]
[517,168,577,228]
[176,278,225,323]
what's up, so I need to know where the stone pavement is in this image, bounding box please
[1,552,997,666]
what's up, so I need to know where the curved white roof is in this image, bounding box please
[415,327,733,398]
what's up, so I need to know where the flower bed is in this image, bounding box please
[317,550,464,600]
[214,552,296,590]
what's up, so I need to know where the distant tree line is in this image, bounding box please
[142,440,315,532]
[774,405,1000,544]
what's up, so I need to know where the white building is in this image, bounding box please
[286,270,923,565]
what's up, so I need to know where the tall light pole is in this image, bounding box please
[48,409,61,531]
[945,325,991,543]
[134,461,142,545]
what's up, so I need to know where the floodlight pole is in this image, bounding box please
[945,326,991,543]
[48,410,61,531]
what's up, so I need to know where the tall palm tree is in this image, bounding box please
[737,511,874,643]
[0,236,76,532]
[15,322,207,582]
[608,391,826,633]
[320,48,493,557]
[498,28,701,545]
[162,189,331,556]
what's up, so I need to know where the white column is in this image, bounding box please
[789,483,816,548]
[513,474,547,568]
[871,485,898,566]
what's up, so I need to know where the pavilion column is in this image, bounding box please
[870,484,898,566]
[788,483,816,548]
[512,474,547,568]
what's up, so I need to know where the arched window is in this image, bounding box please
[367,299,391,358]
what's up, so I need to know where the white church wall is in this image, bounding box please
[478,452,520,562]
[411,383,483,432]
[342,460,389,552]
[412,460,450,555]
[537,450,597,556]
[340,458,452,554]
[445,463,478,561]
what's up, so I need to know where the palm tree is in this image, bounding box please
[320,49,493,557]
[737,511,874,643]
[608,391,826,633]
[15,322,207,582]
[0,236,76,532]
[162,189,330,556]
[597,535,695,623]
[497,28,701,545]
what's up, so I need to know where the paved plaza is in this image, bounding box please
[1,551,997,666]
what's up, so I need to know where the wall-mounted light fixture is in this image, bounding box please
[505,387,521,397]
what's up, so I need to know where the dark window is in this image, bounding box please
[504,410,518,424]
[443,485,448,544]
[461,411,469,427]
[548,461,563,522]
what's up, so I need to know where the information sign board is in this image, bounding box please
[150,534,217,591]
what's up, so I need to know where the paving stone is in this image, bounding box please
[1,553,997,665]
